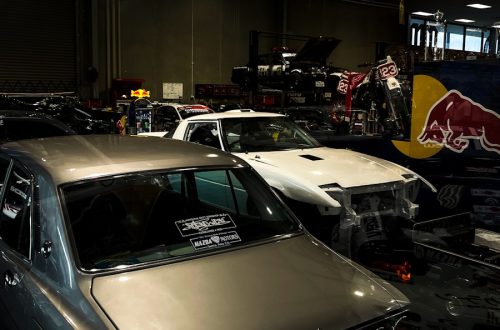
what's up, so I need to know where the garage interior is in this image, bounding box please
[1,1,499,329]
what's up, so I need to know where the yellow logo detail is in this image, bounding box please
[130,89,150,99]
[392,75,446,159]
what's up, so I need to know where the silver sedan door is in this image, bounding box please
[0,162,36,329]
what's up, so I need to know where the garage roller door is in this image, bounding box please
[0,0,77,93]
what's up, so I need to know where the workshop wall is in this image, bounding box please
[120,0,283,100]
[118,0,402,101]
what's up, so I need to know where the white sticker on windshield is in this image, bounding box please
[175,213,236,237]
[190,231,242,250]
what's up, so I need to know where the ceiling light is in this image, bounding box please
[455,19,476,23]
[412,11,434,16]
[492,22,500,28]
[467,4,492,9]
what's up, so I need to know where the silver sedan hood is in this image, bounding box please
[235,147,414,188]
[92,235,408,329]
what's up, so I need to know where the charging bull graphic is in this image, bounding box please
[417,90,500,155]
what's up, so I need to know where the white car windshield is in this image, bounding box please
[221,117,322,152]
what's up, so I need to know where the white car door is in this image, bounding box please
[184,121,223,150]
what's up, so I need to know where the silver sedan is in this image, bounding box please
[0,135,409,329]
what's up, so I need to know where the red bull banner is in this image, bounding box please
[116,115,126,136]
[418,90,500,155]
[392,60,500,160]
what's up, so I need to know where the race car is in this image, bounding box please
[161,111,437,262]
[231,37,342,91]
[135,103,214,136]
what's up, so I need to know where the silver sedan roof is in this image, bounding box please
[0,135,247,185]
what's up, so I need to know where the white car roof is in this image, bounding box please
[138,132,168,137]
[183,111,285,121]
[160,103,212,110]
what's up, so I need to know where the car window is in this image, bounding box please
[195,171,245,214]
[165,107,180,121]
[221,117,321,152]
[62,168,300,271]
[272,53,284,65]
[152,106,178,132]
[0,165,32,258]
[186,122,222,149]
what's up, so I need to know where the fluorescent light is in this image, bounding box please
[412,11,434,16]
[467,4,492,9]
[455,19,476,23]
[492,23,500,28]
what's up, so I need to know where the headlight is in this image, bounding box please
[320,183,350,207]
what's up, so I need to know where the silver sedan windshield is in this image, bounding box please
[62,167,300,271]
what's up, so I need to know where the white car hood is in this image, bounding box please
[236,147,413,188]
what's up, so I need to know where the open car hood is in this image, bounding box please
[292,37,341,65]
[91,235,408,330]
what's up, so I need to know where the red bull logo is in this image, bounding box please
[417,89,500,155]
[116,116,126,136]
[130,89,150,99]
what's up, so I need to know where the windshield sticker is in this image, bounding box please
[190,231,241,250]
[175,213,236,237]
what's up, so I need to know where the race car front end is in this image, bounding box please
[321,174,422,281]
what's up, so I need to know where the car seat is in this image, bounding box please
[143,189,187,249]
[73,193,131,266]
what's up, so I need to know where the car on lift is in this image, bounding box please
[231,37,342,91]
[0,134,410,329]
[166,111,436,268]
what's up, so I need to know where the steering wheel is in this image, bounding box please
[228,139,240,148]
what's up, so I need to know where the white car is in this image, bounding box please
[136,103,213,137]
[168,112,436,261]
